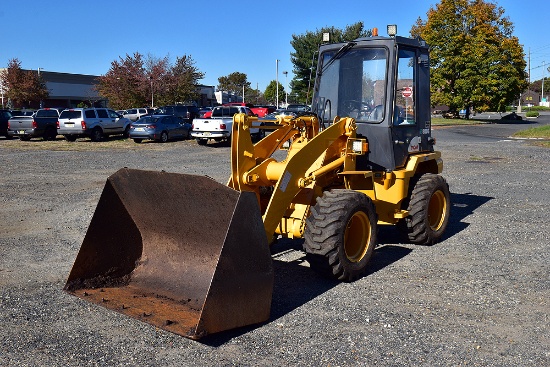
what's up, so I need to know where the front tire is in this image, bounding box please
[303,190,378,281]
[401,174,450,245]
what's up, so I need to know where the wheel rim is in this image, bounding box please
[428,190,447,231]
[343,211,371,262]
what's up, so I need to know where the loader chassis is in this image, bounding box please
[65,34,450,339]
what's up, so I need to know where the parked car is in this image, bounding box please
[260,110,299,129]
[123,108,153,121]
[8,107,63,140]
[264,110,298,119]
[128,115,191,143]
[1,109,14,138]
[199,107,213,118]
[442,110,460,119]
[191,105,261,145]
[501,112,523,121]
[57,108,131,141]
[10,110,35,117]
[153,105,200,123]
[285,104,311,113]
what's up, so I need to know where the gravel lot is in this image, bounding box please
[1,118,548,366]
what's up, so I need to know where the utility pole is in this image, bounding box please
[542,61,546,105]
[276,59,279,108]
[282,71,288,107]
[38,68,43,108]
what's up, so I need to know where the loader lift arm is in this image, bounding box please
[228,113,358,242]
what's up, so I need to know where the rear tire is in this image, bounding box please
[159,131,168,143]
[303,190,377,281]
[401,174,450,245]
[43,127,57,141]
[64,135,77,142]
[90,128,103,142]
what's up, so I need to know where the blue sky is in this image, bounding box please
[2,0,548,91]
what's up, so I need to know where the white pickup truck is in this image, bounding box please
[190,106,262,145]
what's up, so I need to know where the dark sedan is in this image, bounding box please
[1,109,13,138]
[128,115,191,143]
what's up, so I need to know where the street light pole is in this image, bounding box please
[282,71,288,107]
[149,76,154,108]
[542,61,546,104]
[37,68,43,108]
[276,59,279,108]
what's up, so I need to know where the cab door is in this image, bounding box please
[391,47,431,168]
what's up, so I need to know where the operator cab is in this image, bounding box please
[312,31,433,171]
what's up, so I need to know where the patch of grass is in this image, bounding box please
[512,125,550,139]
[432,117,483,126]
[512,125,550,148]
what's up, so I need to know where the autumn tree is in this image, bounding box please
[529,78,549,95]
[97,52,204,109]
[97,53,148,109]
[411,0,528,113]
[0,58,49,108]
[290,22,371,104]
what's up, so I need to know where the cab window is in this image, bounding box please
[394,49,416,125]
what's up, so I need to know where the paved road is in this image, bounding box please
[0,118,548,366]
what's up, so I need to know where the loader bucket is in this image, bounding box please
[64,168,274,340]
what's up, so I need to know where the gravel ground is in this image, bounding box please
[0,120,548,366]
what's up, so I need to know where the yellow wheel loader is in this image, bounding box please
[65,31,450,339]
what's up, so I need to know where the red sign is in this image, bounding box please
[402,87,413,98]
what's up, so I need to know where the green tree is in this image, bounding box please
[0,58,49,108]
[217,72,251,101]
[164,55,205,106]
[411,0,528,113]
[290,22,371,104]
[263,80,285,106]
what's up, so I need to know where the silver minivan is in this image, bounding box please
[124,108,152,122]
[57,108,131,141]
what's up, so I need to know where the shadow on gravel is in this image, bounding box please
[201,192,493,345]
[201,237,413,346]
[445,192,493,239]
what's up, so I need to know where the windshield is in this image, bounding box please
[60,110,82,119]
[36,109,60,118]
[313,46,388,124]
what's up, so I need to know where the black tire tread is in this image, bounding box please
[303,190,377,281]
[403,173,450,245]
